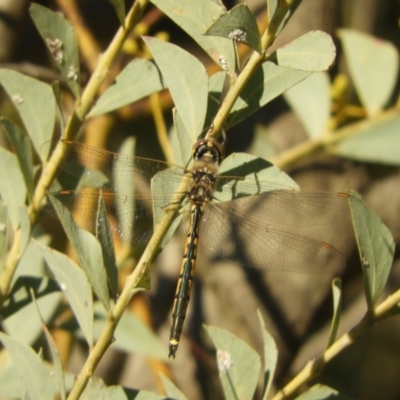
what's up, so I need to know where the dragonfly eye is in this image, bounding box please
[192,139,224,165]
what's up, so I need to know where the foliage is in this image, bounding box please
[0,1,399,399]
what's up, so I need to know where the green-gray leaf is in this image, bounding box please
[149,0,235,71]
[332,112,400,166]
[93,302,168,360]
[349,190,394,309]
[0,147,27,229]
[30,3,81,97]
[106,0,125,26]
[3,287,61,346]
[160,374,188,400]
[205,325,261,400]
[18,206,31,257]
[267,0,278,23]
[295,384,353,400]
[0,332,55,400]
[284,72,330,138]
[228,62,311,127]
[205,4,262,53]
[269,0,302,37]
[0,69,56,161]
[338,29,399,117]
[327,277,342,348]
[275,30,336,71]
[143,37,208,136]
[173,109,197,166]
[0,200,7,271]
[96,194,118,300]
[32,292,66,400]
[216,152,298,203]
[89,59,167,117]
[80,376,172,400]
[1,117,34,197]
[49,194,111,311]
[204,71,226,129]
[258,311,277,400]
[37,242,94,347]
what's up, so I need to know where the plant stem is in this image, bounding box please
[271,107,400,169]
[272,287,400,400]
[208,0,296,140]
[150,92,175,164]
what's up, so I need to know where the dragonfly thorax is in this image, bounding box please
[188,165,217,205]
[186,139,223,206]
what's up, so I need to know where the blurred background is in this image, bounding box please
[0,0,399,399]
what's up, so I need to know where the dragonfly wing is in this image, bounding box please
[199,199,347,273]
[213,186,365,226]
[47,189,155,243]
[45,141,189,244]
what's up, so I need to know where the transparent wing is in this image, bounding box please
[44,140,188,243]
[198,192,365,273]
[214,178,358,226]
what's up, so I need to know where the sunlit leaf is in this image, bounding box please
[31,289,66,400]
[0,147,27,229]
[216,152,298,202]
[113,137,137,241]
[149,0,235,71]
[269,0,302,36]
[0,69,56,161]
[80,376,170,400]
[228,62,311,127]
[160,374,188,400]
[284,72,330,138]
[96,194,118,300]
[49,195,111,311]
[106,0,125,26]
[205,4,261,53]
[331,112,400,166]
[173,109,195,168]
[295,384,352,400]
[89,59,166,117]
[206,325,261,400]
[338,29,399,117]
[204,71,225,129]
[37,242,94,347]
[0,332,55,400]
[143,37,208,136]
[1,117,34,197]
[3,287,61,346]
[258,311,277,400]
[30,3,80,97]
[327,278,342,348]
[0,200,7,271]
[19,206,31,257]
[248,125,278,159]
[349,190,394,309]
[275,31,336,71]
[0,352,24,398]
[267,0,278,23]
[93,302,168,360]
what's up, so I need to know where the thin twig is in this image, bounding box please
[150,92,175,164]
[208,0,296,140]
[272,285,400,399]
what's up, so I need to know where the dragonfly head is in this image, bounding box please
[191,139,224,167]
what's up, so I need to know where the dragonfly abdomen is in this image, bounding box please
[169,204,203,358]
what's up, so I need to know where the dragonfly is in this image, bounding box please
[45,138,361,358]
